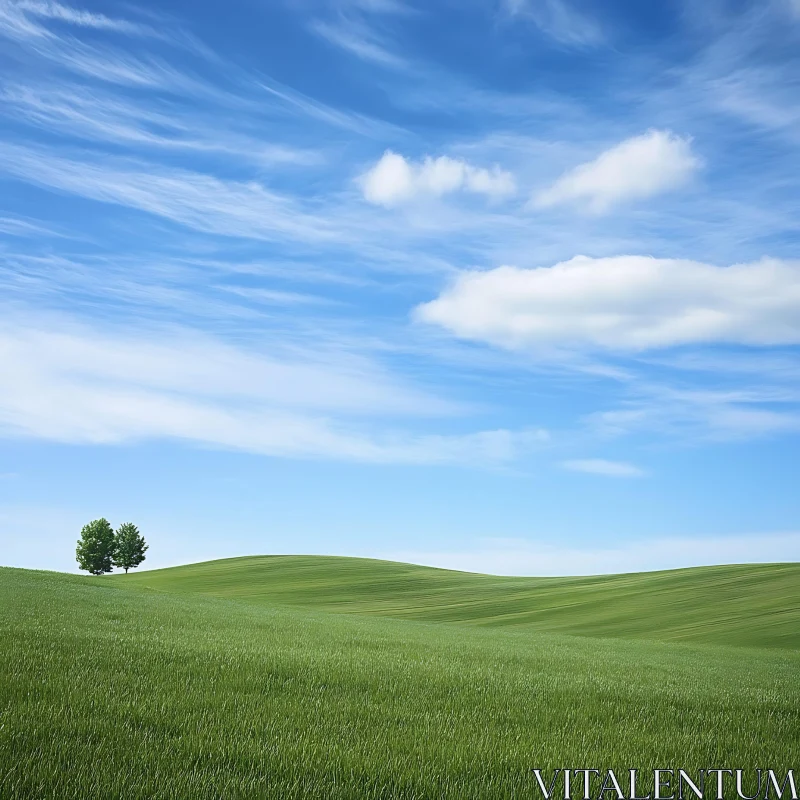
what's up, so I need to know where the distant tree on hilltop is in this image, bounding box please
[76,518,115,575]
[113,522,148,574]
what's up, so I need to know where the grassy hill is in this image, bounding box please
[112,555,800,649]
[1,565,798,799]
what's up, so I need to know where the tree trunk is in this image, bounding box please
[125,567,128,573]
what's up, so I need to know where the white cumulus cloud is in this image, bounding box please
[416,255,800,352]
[360,150,516,206]
[534,129,701,213]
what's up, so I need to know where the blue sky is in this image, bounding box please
[1,0,799,575]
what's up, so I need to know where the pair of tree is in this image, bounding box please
[76,519,148,575]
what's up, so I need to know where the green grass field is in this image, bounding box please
[1,558,798,799]
[114,555,800,648]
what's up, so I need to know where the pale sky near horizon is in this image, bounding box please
[0,0,799,575]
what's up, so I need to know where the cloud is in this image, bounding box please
[311,19,407,68]
[0,215,62,237]
[14,0,146,33]
[503,0,603,46]
[0,320,449,417]
[0,3,221,93]
[416,255,800,351]
[0,143,338,243]
[360,151,516,206]
[1,85,324,167]
[0,1,48,38]
[533,130,701,213]
[258,80,402,138]
[0,13,203,92]
[341,0,409,11]
[0,318,548,465]
[214,286,336,306]
[706,67,800,143]
[0,0,153,44]
[562,459,645,477]
[587,385,800,442]
[386,531,800,576]
[306,0,413,70]
[0,143,495,273]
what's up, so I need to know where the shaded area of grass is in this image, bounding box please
[113,556,800,649]
[1,567,798,799]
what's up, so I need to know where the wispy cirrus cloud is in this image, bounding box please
[257,78,405,138]
[311,18,407,68]
[0,142,340,243]
[587,383,800,443]
[0,0,162,49]
[0,316,549,466]
[305,0,412,68]
[214,286,338,307]
[338,0,410,12]
[501,0,604,46]
[1,85,325,166]
[0,214,67,237]
[13,0,148,33]
[0,11,209,93]
[648,0,800,148]
[562,458,645,477]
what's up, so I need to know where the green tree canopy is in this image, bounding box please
[113,523,148,574]
[76,518,115,575]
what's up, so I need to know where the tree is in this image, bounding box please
[76,518,116,575]
[113,522,148,574]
